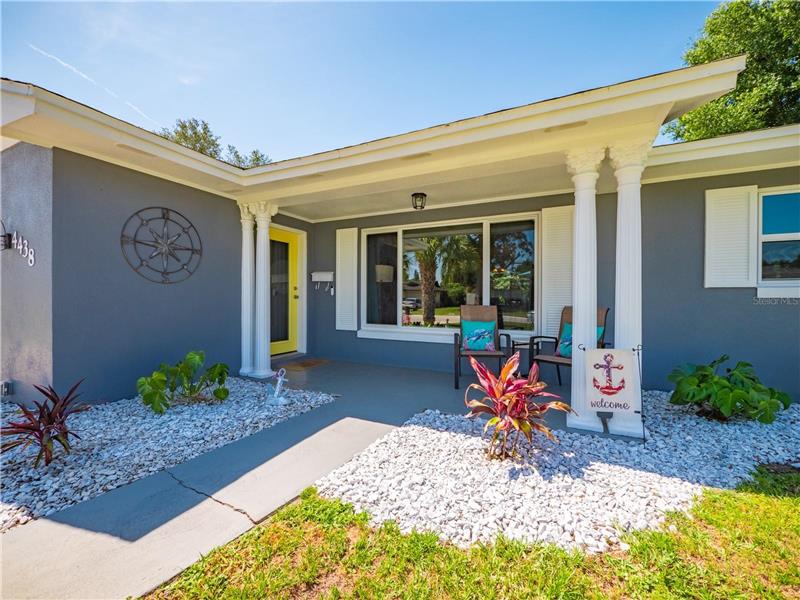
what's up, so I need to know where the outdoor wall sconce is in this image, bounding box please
[411,192,427,210]
[0,220,12,250]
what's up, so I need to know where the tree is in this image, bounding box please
[414,239,441,326]
[413,233,480,326]
[159,118,221,159]
[665,0,800,142]
[159,118,271,167]
[225,145,271,169]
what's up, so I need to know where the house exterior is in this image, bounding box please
[1,56,798,436]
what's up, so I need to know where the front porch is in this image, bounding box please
[234,58,748,438]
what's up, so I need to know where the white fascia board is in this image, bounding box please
[1,56,749,200]
[649,124,800,166]
[242,56,747,180]
[7,84,245,186]
[38,90,244,182]
[0,82,36,127]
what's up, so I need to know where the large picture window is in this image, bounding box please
[361,213,538,338]
[760,189,800,282]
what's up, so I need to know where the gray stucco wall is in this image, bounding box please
[642,167,800,398]
[304,193,618,376]
[3,142,796,404]
[303,167,800,399]
[1,143,54,405]
[51,150,241,403]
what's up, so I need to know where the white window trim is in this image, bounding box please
[358,211,542,343]
[757,185,800,298]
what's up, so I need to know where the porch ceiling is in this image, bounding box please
[270,155,581,221]
[276,124,800,222]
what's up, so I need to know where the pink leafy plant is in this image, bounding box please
[1,380,90,467]
[464,352,573,459]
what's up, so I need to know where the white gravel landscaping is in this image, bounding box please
[317,391,800,554]
[1,377,334,532]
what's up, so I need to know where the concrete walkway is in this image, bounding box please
[6,358,549,599]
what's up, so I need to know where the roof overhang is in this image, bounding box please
[3,55,791,223]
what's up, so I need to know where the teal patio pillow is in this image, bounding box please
[555,323,605,358]
[461,320,496,351]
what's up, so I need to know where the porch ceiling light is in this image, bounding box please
[411,192,427,210]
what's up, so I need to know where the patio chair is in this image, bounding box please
[454,305,512,389]
[527,306,610,386]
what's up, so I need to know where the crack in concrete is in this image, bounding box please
[166,471,257,525]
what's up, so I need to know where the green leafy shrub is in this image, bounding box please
[668,355,790,423]
[137,351,230,414]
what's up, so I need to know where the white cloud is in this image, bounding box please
[124,101,161,128]
[178,74,201,86]
[28,43,98,86]
[27,42,161,129]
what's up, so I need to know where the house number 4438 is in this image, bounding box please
[11,231,35,267]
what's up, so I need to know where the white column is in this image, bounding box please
[565,146,606,432]
[252,201,277,379]
[607,141,651,437]
[609,141,650,353]
[238,203,255,376]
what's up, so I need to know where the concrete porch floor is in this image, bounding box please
[1,357,572,599]
[277,355,572,430]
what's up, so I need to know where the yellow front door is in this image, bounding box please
[269,228,299,355]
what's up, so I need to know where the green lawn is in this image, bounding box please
[409,306,461,316]
[148,466,800,599]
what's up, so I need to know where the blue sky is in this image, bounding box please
[2,2,718,161]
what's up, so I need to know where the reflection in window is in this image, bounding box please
[490,221,535,330]
[762,241,800,280]
[761,192,800,282]
[270,240,289,341]
[402,224,482,328]
[762,192,800,235]
[366,233,397,325]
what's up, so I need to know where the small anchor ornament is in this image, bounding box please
[267,368,292,405]
[592,353,626,396]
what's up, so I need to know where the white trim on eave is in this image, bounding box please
[2,56,746,190]
[244,56,746,176]
[649,123,800,165]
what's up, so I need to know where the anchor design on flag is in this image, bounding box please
[592,353,626,396]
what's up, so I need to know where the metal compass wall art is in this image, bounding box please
[120,207,202,284]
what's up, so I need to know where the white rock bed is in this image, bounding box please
[1,378,334,532]
[317,391,800,554]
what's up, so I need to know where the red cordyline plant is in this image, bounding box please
[464,352,572,460]
[1,380,90,467]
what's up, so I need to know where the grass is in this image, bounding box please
[147,466,800,599]
[409,306,462,316]
[407,307,530,319]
